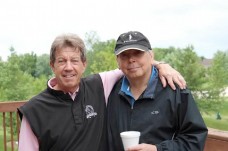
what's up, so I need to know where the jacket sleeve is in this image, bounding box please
[156,89,208,151]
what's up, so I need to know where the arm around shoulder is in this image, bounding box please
[153,60,186,90]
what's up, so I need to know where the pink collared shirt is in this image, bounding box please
[18,69,123,151]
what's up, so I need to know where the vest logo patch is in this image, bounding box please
[85,105,97,119]
[151,110,159,115]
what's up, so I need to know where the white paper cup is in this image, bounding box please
[120,131,140,150]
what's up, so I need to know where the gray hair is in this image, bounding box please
[50,33,86,63]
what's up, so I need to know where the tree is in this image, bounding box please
[0,49,48,101]
[162,46,206,91]
[7,51,37,77]
[0,59,34,101]
[84,32,117,76]
[156,46,224,112]
[207,50,228,88]
[153,47,176,61]
[18,52,37,77]
[0,61,8,100]
[89,49,117,74]
[198,51,228,112]
[35,54,53,78]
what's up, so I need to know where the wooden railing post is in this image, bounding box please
[2,112,7,151]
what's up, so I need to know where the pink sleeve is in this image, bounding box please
[18,117,39,151]
[99,69,123,104]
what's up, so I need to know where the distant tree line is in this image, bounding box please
[0,32,227,113]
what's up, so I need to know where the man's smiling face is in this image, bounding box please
[50,46,86,93]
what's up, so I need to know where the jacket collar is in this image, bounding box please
[120,66,158,100]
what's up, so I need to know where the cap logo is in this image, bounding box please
[129,34,132,40]
[123,34,137,43]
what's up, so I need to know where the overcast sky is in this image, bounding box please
[1,0,228,61]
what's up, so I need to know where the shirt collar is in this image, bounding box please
[48,77,79,100]
[120,66,158,99]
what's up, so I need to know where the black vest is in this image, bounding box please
[19,74,108,151]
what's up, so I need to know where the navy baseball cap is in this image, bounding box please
[114,31,152,55]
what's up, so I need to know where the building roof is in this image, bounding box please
[201,58,213,68]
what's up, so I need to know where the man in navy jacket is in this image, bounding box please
[107,31,208,151]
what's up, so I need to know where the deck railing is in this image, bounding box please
[0,101,228,151]
[204,128,228,151]
[0,101,26,151]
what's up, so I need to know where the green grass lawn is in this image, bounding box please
[202,98,228,131]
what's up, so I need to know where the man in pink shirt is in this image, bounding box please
[18,33,186,151]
